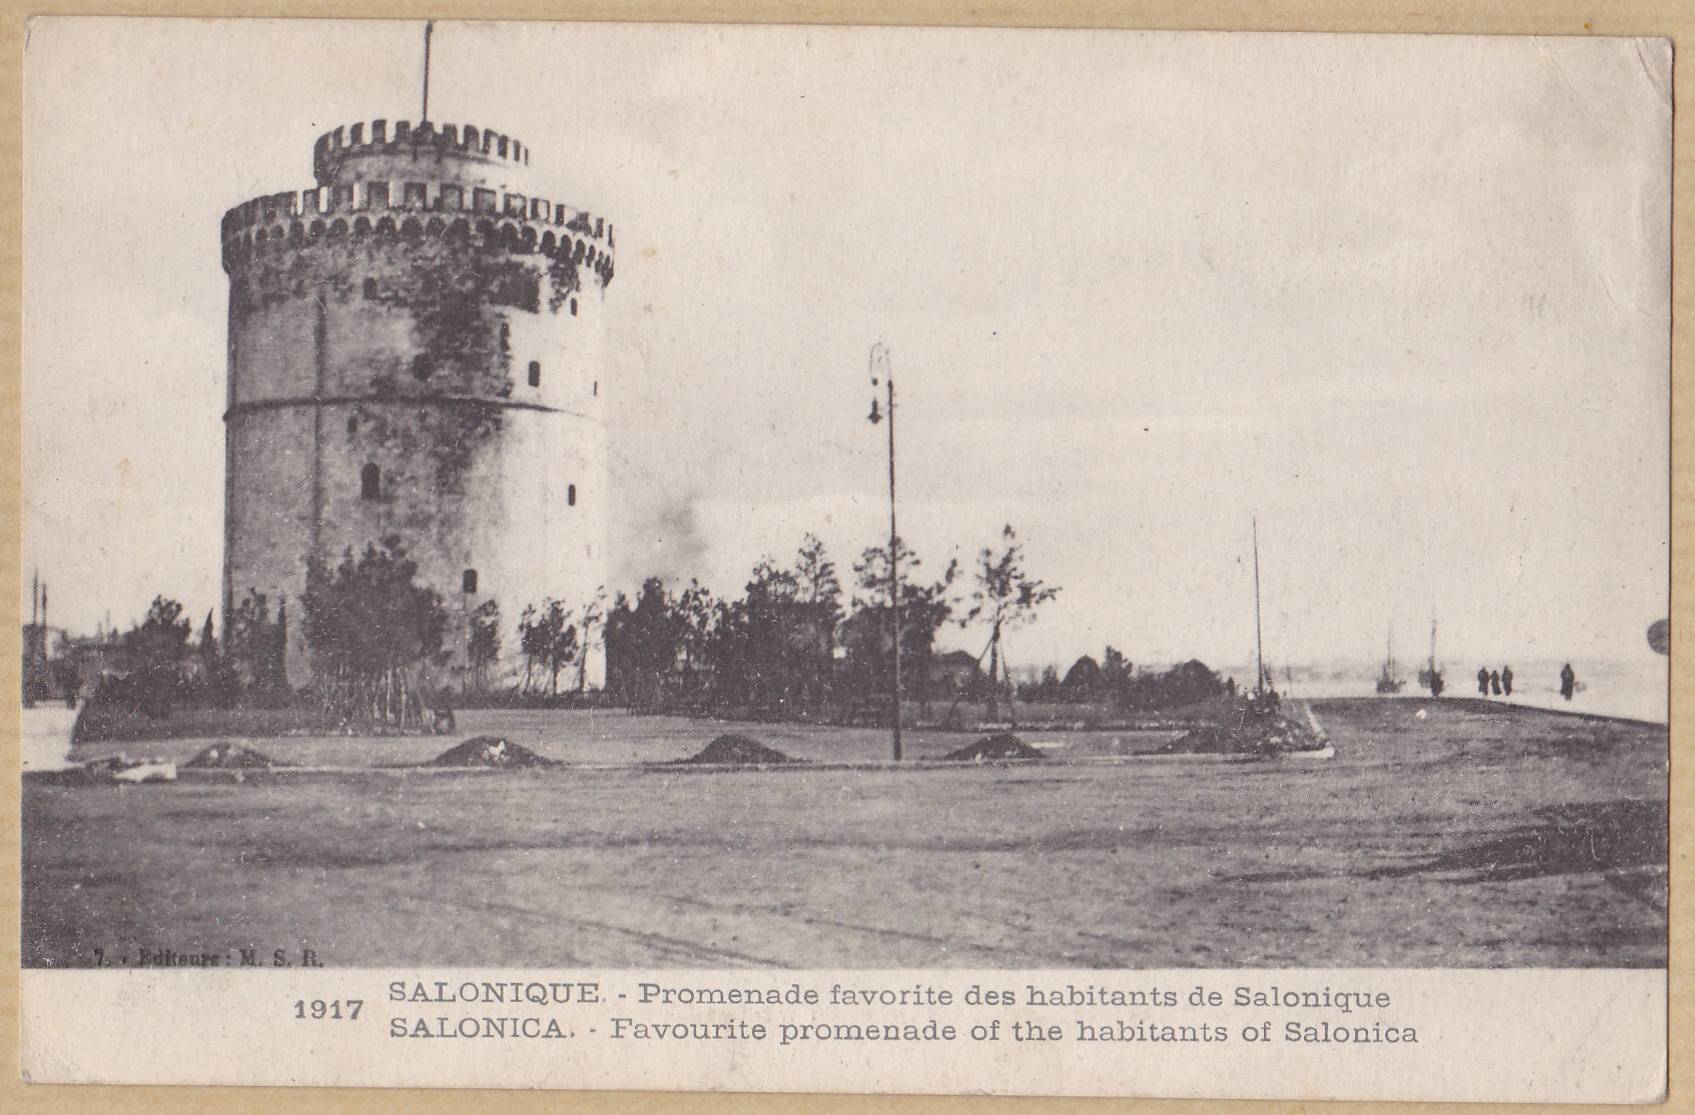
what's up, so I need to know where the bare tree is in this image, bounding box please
[967,524,1060,727]
[576,587,608,695]
[548,603,580,696]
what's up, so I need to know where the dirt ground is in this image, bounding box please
[21,698,1666,969]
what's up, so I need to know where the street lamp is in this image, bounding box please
[868,342,902,761]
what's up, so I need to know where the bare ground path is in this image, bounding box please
[22,698,1665,968]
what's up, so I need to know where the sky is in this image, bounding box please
[21,20,1672,674]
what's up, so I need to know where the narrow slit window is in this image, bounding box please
[411,354,431,381]
[462,569,478,594]
[528,360,541,387]
[347,414,358,434]
[567,483,577,507]
[569,298,578,317]
[361,463,380,500]
[362,277,377,300]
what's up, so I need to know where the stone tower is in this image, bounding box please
[219,118,615,688]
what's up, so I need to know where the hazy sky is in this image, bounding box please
[23,20,1671,672]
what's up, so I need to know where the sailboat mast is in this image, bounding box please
[1252,516,1264,696]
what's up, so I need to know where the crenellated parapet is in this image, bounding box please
[313,119,530,185]
[220,179,616,285]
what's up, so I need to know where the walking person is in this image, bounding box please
[1501,665,1514,696]
[1560,662,1577,701]
[1477,666,1490,696]
[1489,669,1501,696]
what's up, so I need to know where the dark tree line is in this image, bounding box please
[97,596,199,717]
[599,528,1065,722]
[84,526,1075,727]
[90,540,459,730]
[73,592,290,719]
[602,534,853,713]
[80,523,1241,733]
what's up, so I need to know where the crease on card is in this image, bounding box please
[1629,38,1672,105]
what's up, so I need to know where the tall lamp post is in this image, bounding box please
[868,343,902,761]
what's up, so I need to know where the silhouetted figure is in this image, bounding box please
[1477,666,1490,696]
[1560,662,1577,701]
[1501,665,1514,696]
[1489,669,1501,696]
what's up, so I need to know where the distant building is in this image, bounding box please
[57,631,128,690]
[21,624,106,706]
[928,650,981,694]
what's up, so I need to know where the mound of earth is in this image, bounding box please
[681,734,796,765]
[428,736,555,768]
[184,743,282,769]
[943,732,1046,762]
[1161,709,1321,756]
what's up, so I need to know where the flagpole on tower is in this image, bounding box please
[421,21,434,123]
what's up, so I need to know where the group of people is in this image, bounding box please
[1476,665,1515,697]
[1475,662,1580,701]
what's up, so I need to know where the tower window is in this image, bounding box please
[567,484,577,507]
[347,415,357,434]
[362,277,377,300]
[570,298,578,317]
[528,360,541,387]
[411,354,431,381]
[361,463,380,500]
[462,569,478,594]
[592,380,599,397]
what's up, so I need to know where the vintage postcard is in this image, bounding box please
[16,17,1671,1102]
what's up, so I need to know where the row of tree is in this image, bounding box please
[86,544,443,728]
[129,526,1058,724]
[593,526,1056,720]
[94,523,1216,730]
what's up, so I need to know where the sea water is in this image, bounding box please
[1260,656,1669,725]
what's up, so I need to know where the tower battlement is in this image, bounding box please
[220,179,616,285]
[313,119,530,186]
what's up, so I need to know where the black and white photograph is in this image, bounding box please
[16,15,1672,1099]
